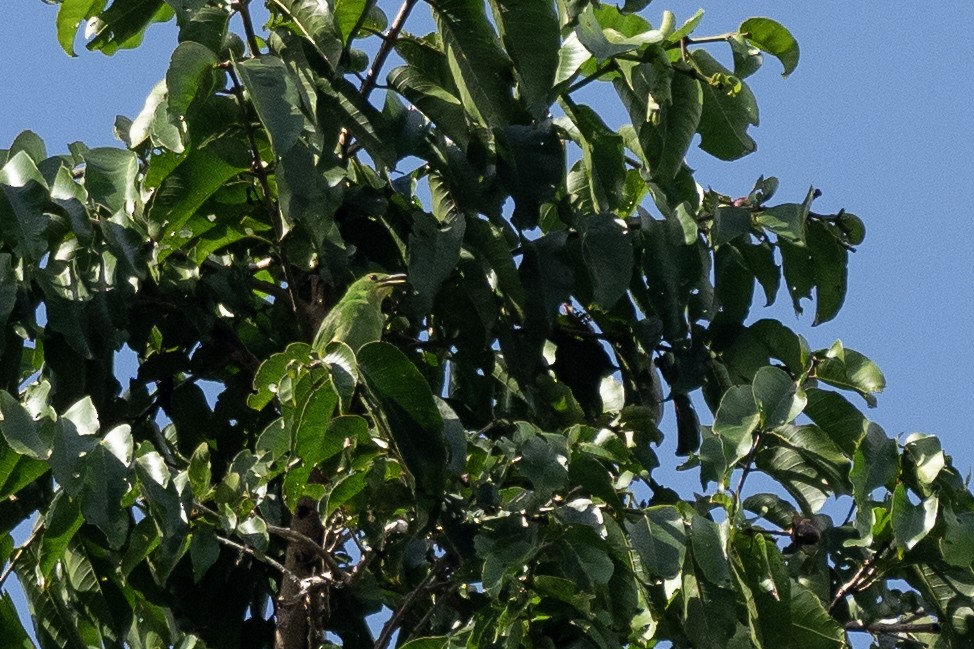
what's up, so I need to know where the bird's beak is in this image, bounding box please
[378,273,408,287]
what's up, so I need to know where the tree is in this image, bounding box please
[0,0,971,647]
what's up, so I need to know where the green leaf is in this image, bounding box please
[682,559,737,649]
[790,583,845,649]
[691,514,730,587]
[574,5,665,59]
[150,139,250,257]
[692,50,759,161]
[567,103,626,213]
[639,211,707,341]
[358,342,446,500]
[581,214,633,309]
[756,203,806,245]
[249,342,315,411]
[904,433,945,486]
[496,120,564,229]
[188,443,211,498]
[0,439,48,502]
[743,493,798,528]
[778,238,813,316]
[712,206,751,246]
[517,431,569,499]
[86,0,173,55]
[407,199,465,316]
[910,563,974,642]
[236,57,306,156]
[0,591,33,648]
[273,0,343,69]
[80,443,131,549]
[807,218,848,325]
[333,0,367,42]
[388,64,468,148]
[813,344,885,406]
[0,151,53,262]
[490,0,560,117]
[802,388,867,456]
[399,638,449,649]
[757,425,849,513]
[728,34,762,79]
[850,424,897,534]
[128,80,183,152]
[38,491,84,580]
[0,391,51,460]
[190,525,220,582]
[645,70,703,181]
[737,240,780,307]
[287,380,342,503]
[430,0,516,127]
[740,18,800,77]
[713,243,754,326]
[891,483,938,551]
[626,505,686,579]
[733,533,791,648]
[165,41,219,123]
[83,147,139,215]
[56,0,104,56]
[319,76,397,168]
[752,366,805,429]
[713,385,759,464]
[942,506,974,567]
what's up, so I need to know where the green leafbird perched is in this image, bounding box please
[311,273,408,353]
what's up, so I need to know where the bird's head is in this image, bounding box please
[359,272,408,302]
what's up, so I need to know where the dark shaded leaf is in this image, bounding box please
[358,342,446,501]
[490,0,560,116]
[692,50,759,160]
[236,57,306,156]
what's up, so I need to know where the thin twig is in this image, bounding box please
[829,541,891,613]
[844,620,940,634]
[234,0,263,57]
[565,59,618,96]
[216,534,299,585]
[734,431,763,499]
[266,523,350,583]
[373,564,440,649]
[360,0,419,100]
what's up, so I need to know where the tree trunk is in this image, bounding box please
[276,497,326,649]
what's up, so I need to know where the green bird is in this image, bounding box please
[311,273,408,353]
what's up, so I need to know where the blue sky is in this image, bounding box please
[2,0,973,638]
[5,2,972,468]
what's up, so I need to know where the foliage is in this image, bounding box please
[0,1,970,648]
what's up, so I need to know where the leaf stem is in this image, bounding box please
[683,32,738,45]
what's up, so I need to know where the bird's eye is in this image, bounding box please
[369,274,378,281]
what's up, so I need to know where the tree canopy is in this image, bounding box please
[0,1,972,648]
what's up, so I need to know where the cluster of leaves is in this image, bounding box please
[0,0,971,648]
